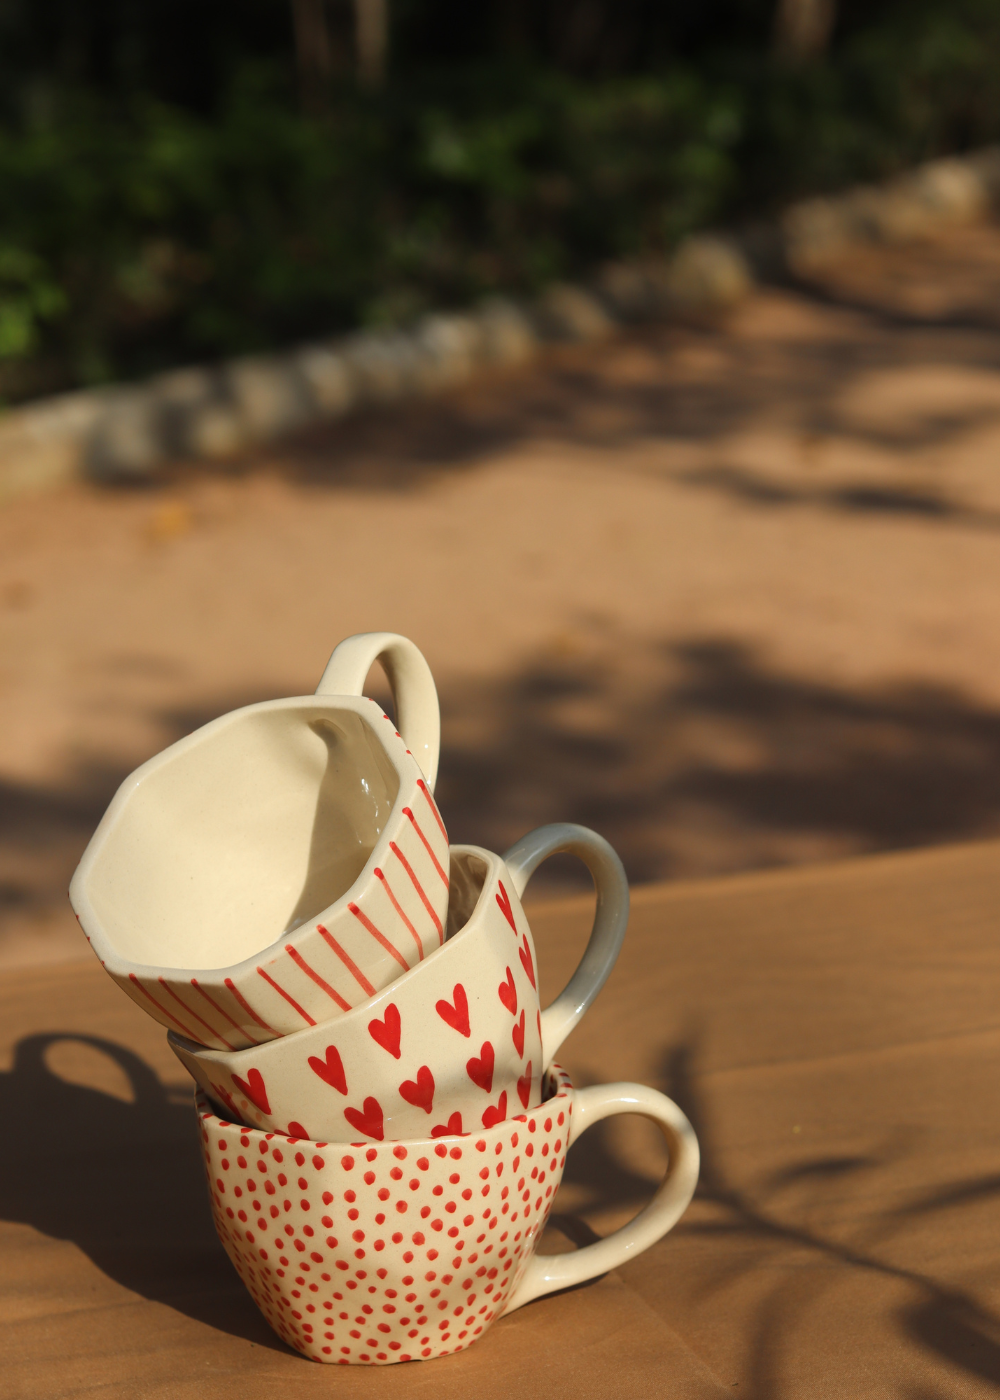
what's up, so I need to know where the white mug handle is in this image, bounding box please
[315,632,441,791]
[501,823,629,1067]
[501,1081,699,1315]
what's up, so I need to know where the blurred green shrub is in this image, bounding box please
[0,66,743,395]
[1,0,1000,399]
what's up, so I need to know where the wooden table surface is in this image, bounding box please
[4,839,1000,1399]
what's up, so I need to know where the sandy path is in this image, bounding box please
[3,221,1000,966]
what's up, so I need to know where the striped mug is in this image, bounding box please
[70,632,447,1046]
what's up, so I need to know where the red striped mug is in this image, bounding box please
[70,633,447,1046]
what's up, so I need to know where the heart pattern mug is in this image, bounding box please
[170,824,630,1143]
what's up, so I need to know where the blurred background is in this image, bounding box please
[4,0,1000,397]
[2,0,1000,965]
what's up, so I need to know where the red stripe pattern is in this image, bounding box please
[418,778,447,839]
[374,866,424,958]
[390,839,444,943]
[192,979,261,1045]
[285,944,351,1012]
[256,966,317,1026]
[225,978,277,1034]
[159,978,235,1051]
[348,902,409,971]
[128,974,201,1041]
[317,923,377,996]
[402,807,449,887]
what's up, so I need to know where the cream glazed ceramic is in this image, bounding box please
[169,824,630,1142]
[196,1063,699,1364]
[69,633,448,1047]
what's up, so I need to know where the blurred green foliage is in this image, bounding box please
[1,0,1000,399]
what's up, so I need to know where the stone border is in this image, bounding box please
[2,147,999,501]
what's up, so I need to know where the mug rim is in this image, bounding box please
[194,1061,572,1148]
[168,842,508,1070]
[71,693,423,980]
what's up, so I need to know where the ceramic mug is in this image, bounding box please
[70,633,448,1048]
[196,1063,699,1364]
[170,824,629,1142]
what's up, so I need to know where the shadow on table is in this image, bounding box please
[0,1031,290,1351]
[435,638,1000,893]
[648,1036,1000,1399]
[9,633,1000,934]
[0,1032,647,1342]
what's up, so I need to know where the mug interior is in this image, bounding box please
[443,848,490,941]
[82,704,400,969]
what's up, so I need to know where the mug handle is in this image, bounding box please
[315,632,441,791]
[500,1081,699,1315]
[502,823,629,1067]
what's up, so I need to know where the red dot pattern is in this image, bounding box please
[197,1064,573,1365]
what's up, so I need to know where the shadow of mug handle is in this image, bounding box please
[502,823,629,1068]
[500,1081,699,1314]
[10,1031,173,1111]
[314,632,441,791]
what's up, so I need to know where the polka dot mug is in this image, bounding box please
[197,1062,699,1365]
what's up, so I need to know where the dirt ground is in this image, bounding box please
[3,220,1000,968]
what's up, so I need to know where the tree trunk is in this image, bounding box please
[773,0,835,63]
[498,0,531,55]
[354,0,388,88]
[291,0,333,112]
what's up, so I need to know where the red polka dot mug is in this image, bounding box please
[169,824,629,1143]
[196,1062,699,1364]
[70,633,448,1048]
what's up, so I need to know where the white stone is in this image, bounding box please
[911,157,989,222]
[475,298,538,364]
[294,344,357,415]
[664,235,753,308]
[413,313,485,387]
[85,389,165,478]
[224,355,314,439]
[340,330,423,402]
[593,262,660,321]
[535,283,616,342]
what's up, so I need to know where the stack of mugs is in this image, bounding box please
[70,632,699,1366]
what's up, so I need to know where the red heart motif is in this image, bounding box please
[495,881,517,933]
[343,1096,385,1141]
[537,1009,542,1043]
[368,1003,401,1059]
[517,1062,532,1109]
[519,934,536,989]
[287,1121,309,1140]
[435,984,470,1038]
[232,1067,270,1115]
[209,1080,239,1119]
[307,1045,347,1095]
[482,1091,508,1129]
[512,1008,525,1057]
[399,1064,435,1114]
[430,1111,463,1138]
[498,966,517,1015]
[466,1040,495,1094]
